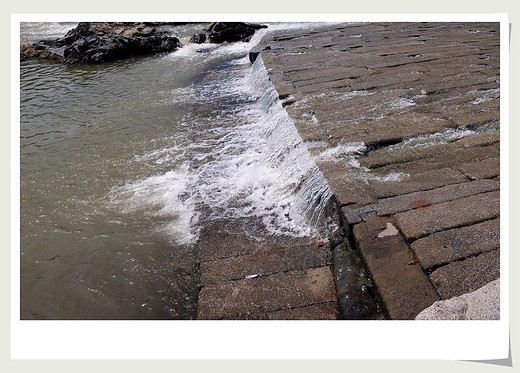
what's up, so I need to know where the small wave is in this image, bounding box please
[108,163,199,245]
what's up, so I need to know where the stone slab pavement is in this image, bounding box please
[257,22,501,319]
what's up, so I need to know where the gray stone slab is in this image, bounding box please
[394,190,500,240]
[197,219,315,262]
[429,249,500,299]
[223,302,338,320]
[197,266,336,319]
[353,217,439,319]
[343,179,499,224]
[199,243,331,285]
[457,157,500,180]
[317,161,377,206]
[411,218,500,270]
[416,279,499,320]
[372,144,500,177]
[369,168,468,199]
[360,131,500,169]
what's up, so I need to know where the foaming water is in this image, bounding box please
[113,39,335,242]
[20,22,338,319]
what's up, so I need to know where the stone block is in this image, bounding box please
[341,179,499,224]
[457,157,500,180]
[394,190,500,240]
[411,218,499,270]
[353,218,439,319]
[199,243,331,285]
[369,168,468,199]
[429,249,500,299]
[197,266,336,319]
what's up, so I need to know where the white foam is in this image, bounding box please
[184,59,334,237]
[110,23,345,244]
[109,163,198,245]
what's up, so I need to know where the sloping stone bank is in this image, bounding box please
[257,22,500,320]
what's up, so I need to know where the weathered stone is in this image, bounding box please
[317,161,377,206]
[264,302,337,320]
[457,157,500,180]
[429,249,500,299]
[199,243,331,285]
[416,279,500,320]
[394,190,499,240]
[21,22,180,63]
[206,22,267,44]
[342,179,499,224]
[411,218,499,270]
[256,22,500,320]
[353,217,439,319]
[360,132,501,169]
[369,168,468,199]
[197,266,336,319]
[226,302,338,320]
[371,144,499,177]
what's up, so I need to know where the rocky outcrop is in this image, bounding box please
[190,22,267,44]
[20,22,181,63]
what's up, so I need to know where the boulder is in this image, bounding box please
[189,33,207,44]
[190,22,267,44]
[20,22,181,63]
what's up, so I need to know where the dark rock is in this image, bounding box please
[248,50,260,63]
[20,22,181,63]
[189,33,207,44]
[205,22,267,44]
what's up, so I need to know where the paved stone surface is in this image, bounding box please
[342,179,500,224]
[353,216,439,319]
[368,169,469,199]
[394,190,499,240]
[411,218,499,270]
[197,266,336,319]
[199,243,331,285]
[360,132,500,169]
[257,22,500,319]
[457,157,500,180]
[228,302,338,320]
[197,218,315,262]
[416,279,500,320]
[429,249,500,299]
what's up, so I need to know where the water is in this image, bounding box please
[19,22,336,319]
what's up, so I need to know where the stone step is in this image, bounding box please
[224,302,338,320]
[429,249,500,299]
[411,218,500,270]
[342,179,500,224]
[394,190,500,240]
[369,168,468,199]
[352,216,439,319]
[197,266,336,319]
[199,243,331,286]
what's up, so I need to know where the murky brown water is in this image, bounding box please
[20,22,337,320]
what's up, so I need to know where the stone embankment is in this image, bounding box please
[252,22,500,320]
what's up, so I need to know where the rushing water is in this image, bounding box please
[19,22,336,319]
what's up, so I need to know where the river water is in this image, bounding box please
[19,22,336,319]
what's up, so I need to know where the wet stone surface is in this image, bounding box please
[257,22,500,319]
